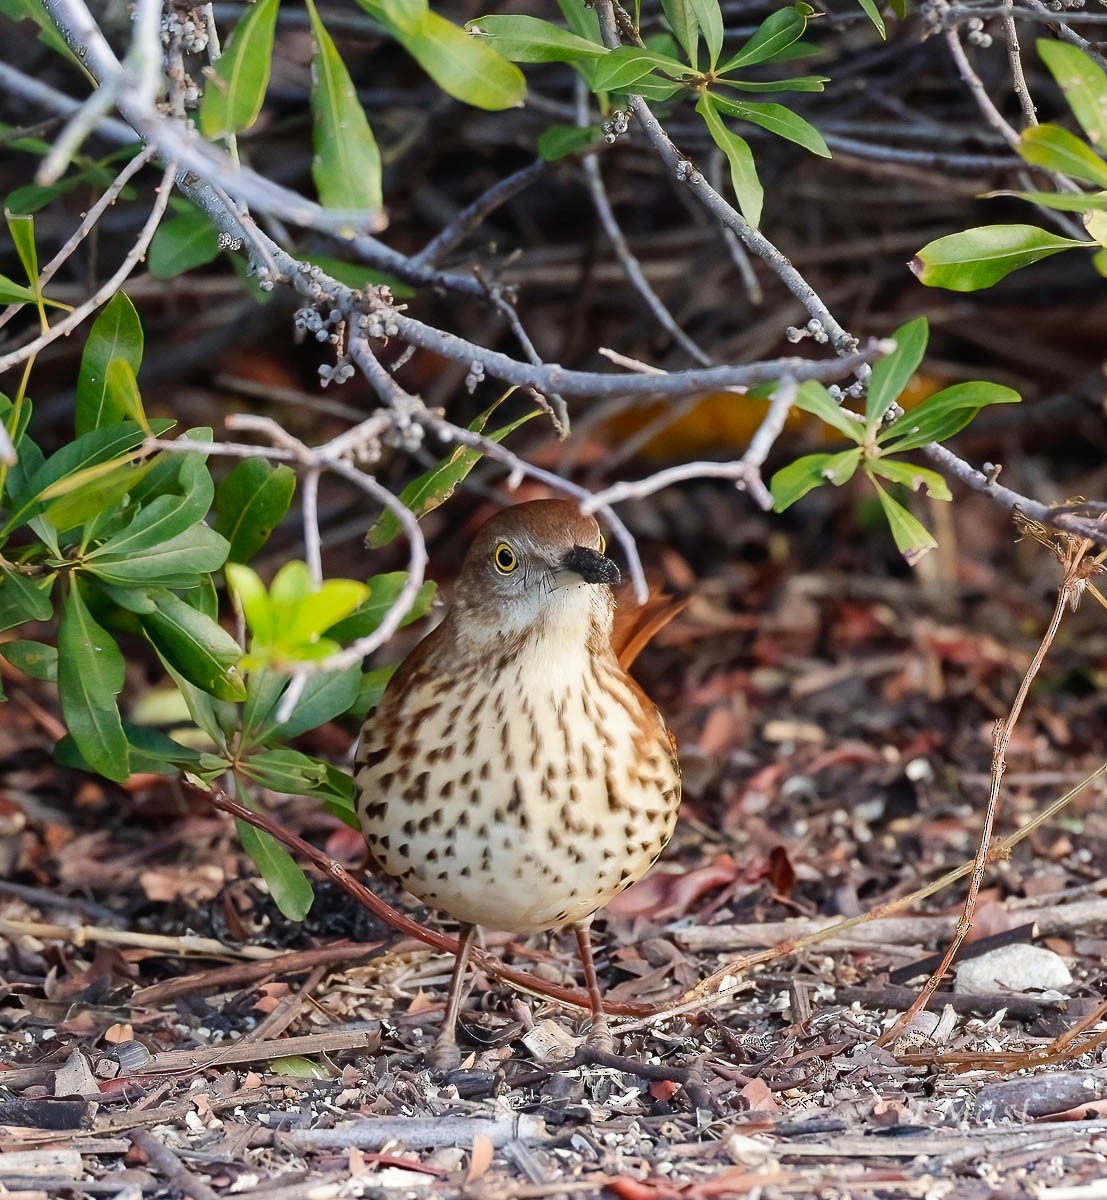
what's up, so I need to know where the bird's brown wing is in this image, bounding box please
[611,585,689,671]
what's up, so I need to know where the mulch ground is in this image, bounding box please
[4,475,1107,1199]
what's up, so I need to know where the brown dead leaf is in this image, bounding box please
[466,1133,494,1183]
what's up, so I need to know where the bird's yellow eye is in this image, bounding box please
[493,543,518,574]
[598,534,607,554]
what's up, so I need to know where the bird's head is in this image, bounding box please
[450,499,621,651]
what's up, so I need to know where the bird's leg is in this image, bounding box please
[573,918,613,1053]
[430,922,478,1070]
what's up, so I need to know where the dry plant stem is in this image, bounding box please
[610,758,1107,1035]
[206,787,655,1019]
[877,574,1074,1047]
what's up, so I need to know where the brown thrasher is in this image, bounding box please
[355,499,682,1066]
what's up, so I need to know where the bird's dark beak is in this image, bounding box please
[557,544,621,587]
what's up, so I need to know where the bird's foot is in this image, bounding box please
[585,1016,614,1056]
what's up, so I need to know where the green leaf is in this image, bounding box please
[213,458,296,564]
[879,381,1021,452]
[267,1055,331,1078]
[367,403,539,548]
[270,664,363,739]
[306,0,382,218]
[718,5,811,72]
[707,94,829,157]
[662,0,699,66]
[538,124,602,161]
[226,563,273,644]
[1003,190,1107,213]
[4,421,166,535]
[349,663,396,716]
[911,224,1089,291]
[273,567,369,646]
[0,639,57,681]
[591,46,694,92]
[199,0,280,138]
[556,0,603,44]
[855,0,886,38]
[870,478,937,565]
[868,458,952,500]
[140,588,246,702]
[234,805,314,921]
[1038,40,1107,154]
[0,273,37,305]
[76,293,143,437]
[56,724,203,776]
[770,449,861,510]
[363,4,526,109]
[866,316,928,426]
[84,524,230,588]
[0,563,54,632]
[7,211,38,284]
[691,0,724,67]
[239,747,347,802]
[42,455,158,534]
[464,14,607,62]
[148,205,222,278]
[715,74,827,93]
[326,572,437,642]
[57,581,129,782]
[1018,123,1107,188]
[697,93,763,228]
[792,380,864,441]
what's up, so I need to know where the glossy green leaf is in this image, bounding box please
[349,663,396,716]
[464,14,607,62]
[855,0,886,38]
[870,479,937,565]
[866,316,928,426]
[556,0,602,44]
[716,74,827,93]
[697,94,763,228]
[367,404,539,548]
[718,5,810,72]
[1086,208,1107,248]
[0,273,37,305]
[707,94,829,157]
[57,581,129,782]
[591,46,694,91]
[226,563,273,644]
[792,380,864,440]
[0,563,54,632]
[306,0,382,217]
[326,572,437,641]
[76,293,143,436]
[7,211,38,284]
[42,455,157,534]
[911,224,1089,291]
[239,747,349,802]
[662,0,699,66]
[0,639,57,681]
[363,4,525,109]
[270,663,363,739]
[1038,40,1107,155]
[57,724,203,776]
[770,449,861,510]
[149,205,222,278]
[867,458,951,500]
[4,421,166,535]
[1003,190,1107,213]
[879,381,1021,452]
[140,589,246,702]
[691,0,724,67]
[213,458,296,564]
[1018,123,1107,188]
[84,524,230,588]
[199,0,280,137]
[234,806,314,921]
